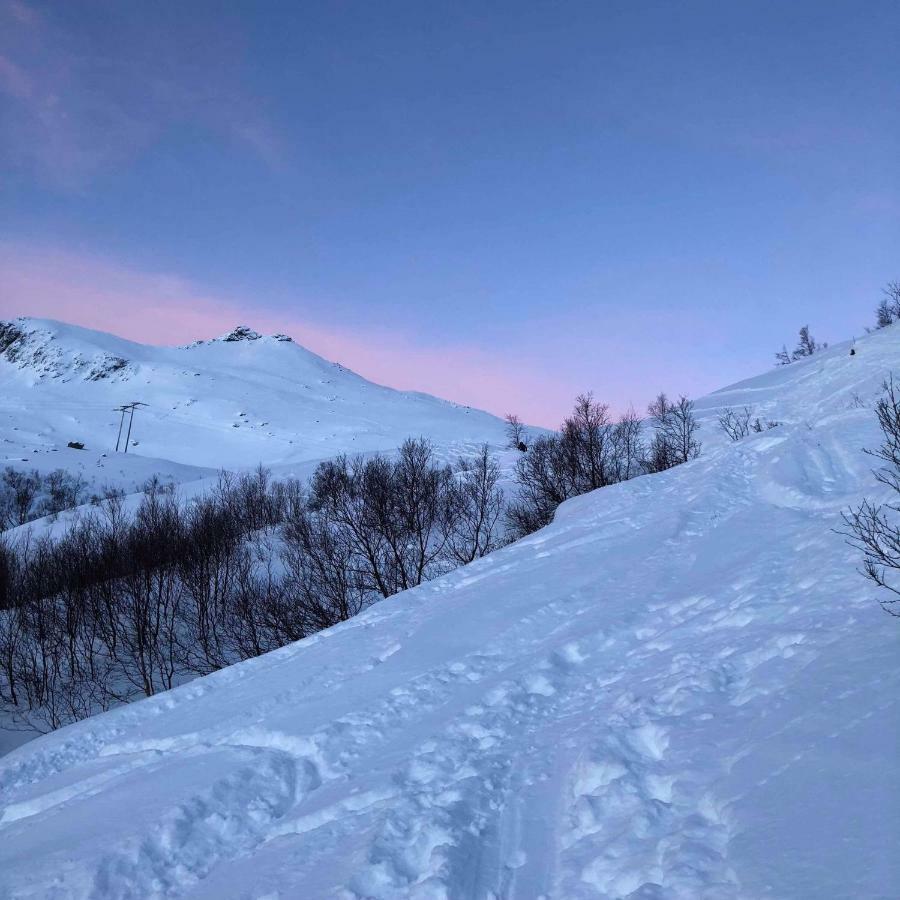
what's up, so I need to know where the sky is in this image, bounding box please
[1,0,898,426]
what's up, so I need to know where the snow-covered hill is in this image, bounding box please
[0,318,512,481]
[1,328,899,899]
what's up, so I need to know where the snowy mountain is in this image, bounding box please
[0,318,512,483]
[1,327,899,899]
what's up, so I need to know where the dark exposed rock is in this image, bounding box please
[222,326,262,342]
[0,321,26,358]
[87,356,128,380]
[0,319,133,382]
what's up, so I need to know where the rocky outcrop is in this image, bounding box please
[0,319,133,382]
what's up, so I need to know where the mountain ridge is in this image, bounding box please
[0,317,513,471]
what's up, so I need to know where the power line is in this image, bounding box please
[114,406,128,452]
[113,402,148,453]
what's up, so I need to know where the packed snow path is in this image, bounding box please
[1,330,899,898]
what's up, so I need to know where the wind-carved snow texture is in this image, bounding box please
[1,326,900,898]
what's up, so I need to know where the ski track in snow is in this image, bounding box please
[1,326,900,898]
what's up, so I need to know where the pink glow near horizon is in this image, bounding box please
[0,242,570,426]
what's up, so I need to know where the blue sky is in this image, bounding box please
[1,0,898,424]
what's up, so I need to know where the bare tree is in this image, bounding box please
[1,469,41,527]
[507,394,651,538]
[876,298,894,330]
[610,408,644,482]
[877,281,900,329]
[646,393,701,469]
[563,393,615,491]
[506,435,572,538]
[281,491,368,633]
[775,345,793,366]
[38,470,87,518]
[774,325,825,365]
[308,438,507,596]
[841,376,900,616]
[795,325,818,358]
[504,414,526,450]
[448,445,505,564]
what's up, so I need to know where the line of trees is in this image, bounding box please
[2,385,705,732]
[506,391,700,538]
[0,441,505,731]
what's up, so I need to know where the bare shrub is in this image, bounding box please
[718,407,753,441]
[841,376,900,616]
[505,414,526,450]
[875,281,900,329]
[448,445,506,564]
[1,469,41,527]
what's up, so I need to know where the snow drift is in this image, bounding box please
[1,327,899,899]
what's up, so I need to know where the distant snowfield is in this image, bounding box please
[0,318,513,477]
[1,323,899,898]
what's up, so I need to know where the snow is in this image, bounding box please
[1,326,899,898]
[0,318,525,753]
[0,317,515,477]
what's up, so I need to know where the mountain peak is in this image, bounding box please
[215,325,294,344]
[221,325,262,342]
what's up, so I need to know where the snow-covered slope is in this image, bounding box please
[1,330,899,899]
[0,318,511,477]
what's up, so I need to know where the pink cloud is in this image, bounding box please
[0,242,569,425]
